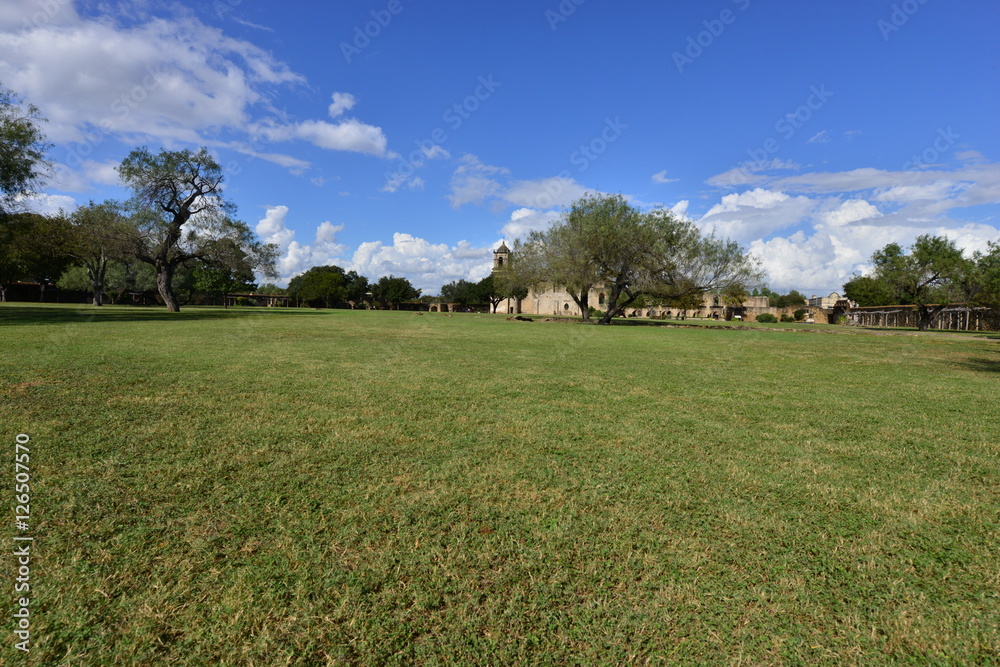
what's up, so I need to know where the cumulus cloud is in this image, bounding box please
[20,193,77,215]
[256,206,347,280]
[256,206,495,292]
[327,92,356,119]
[699,188,815,242]
[290,118,389,156]
[698,160,1000,293]
[500,208,562,239]
[0,7,393,194]
[347,233,494,292]
[0,14,304,147]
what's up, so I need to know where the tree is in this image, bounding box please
[256,283,288,296]
[521,194,761,325]
[843,274,895,307]
[288,265,349,308]
[65,200,131,306]
[476,274,505,313]
[440,279,480,306]
[968,242,1000,310]
[372,275,419,309]
[0,212,74,301]
[118,146,275,312]
[343,271,371,309]
[848,236,971,331]
[1,84,49,217]
[774,290,806,308]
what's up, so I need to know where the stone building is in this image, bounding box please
[491,243,795,321]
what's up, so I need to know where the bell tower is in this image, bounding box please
[492,241,510,273]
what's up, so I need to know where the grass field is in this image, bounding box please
[2,304,998,665]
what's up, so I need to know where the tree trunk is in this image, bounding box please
[156,264,180,312]
[92,264,106,306]
[917,305,943,332]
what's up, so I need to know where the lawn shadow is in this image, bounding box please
[0,304,316,327]
[956,352,1000,374]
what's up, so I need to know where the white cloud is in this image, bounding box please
[816,199,882,227]
[670,200,691,220]
[702,161,1000,293]
[808,130,831,144]
[705,158,800,188]
[502,176,589,210]
[256,205,347,279]
[447,155,594,212]
[327,92,356,119]
[0,15,304,146]
[0,0,79,30]
[291,118,389,157]
[500,208,562,239]
[347,233,493,292]
[699,188,815,242]
[20,193,77,215]
[652,170,679,184]
[447,155,509,208]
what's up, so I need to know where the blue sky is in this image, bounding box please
[2,0,998,295]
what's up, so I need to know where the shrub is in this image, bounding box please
[780,314,795,323]
[756,313,778,323]
[588,306,606,319]
[794,309,809,321]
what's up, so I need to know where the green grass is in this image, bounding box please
[2,303,998,665]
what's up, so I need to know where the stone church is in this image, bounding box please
[491,242,774,320]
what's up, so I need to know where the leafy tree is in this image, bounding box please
[372,275,419,309]
[192,261,257,306]
[1,84,49,217]
[288,265,348,308]
[848,236,971,331]
[256,283,288,296]
[65,200,131,306]
[118,146,275,311]
[0,212,73,301]
[476,274,506,313]
[343,270,371,309]
[968,242,1000,310]
[774,290,806,308]
[440,279,480,306]
[513,194,760,324]
[843,274,895,307]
